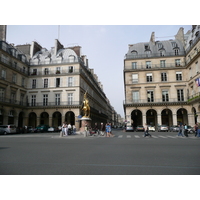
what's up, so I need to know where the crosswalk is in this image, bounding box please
[116,134,197,139]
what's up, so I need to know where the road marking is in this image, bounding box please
[134,135,140,138]
[127,135,131,138]
[152,136,158,138]
[118,135,123,138]
[167,136,177,138]
[158,136,167,138]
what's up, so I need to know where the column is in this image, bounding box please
[142,115,146,125]
[172,113,177,125]
[157,114,161,126]
[188,113,195,126]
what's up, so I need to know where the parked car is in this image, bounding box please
[187,125,195,134]
[0,127,5,135]
[147,125,155,132]
[158,125,169,132]
[170,125,179,132]
[0,125,17,134]
[48,127,55,132]
[136,125,144,132]
[125,125,134,132]
[36,125,50,132]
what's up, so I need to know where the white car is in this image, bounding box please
[147,125,155,132]
[48,127,55,132]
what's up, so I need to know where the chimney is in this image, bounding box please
[175,27,185,46]
[150,32,155,43]
[0,25,7,41]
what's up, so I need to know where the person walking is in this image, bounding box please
[184,124,188,137]
[194,123,198,137]
[67,123,72,135]
[197,123,200,137]
[106,123,111,137]
[143,123,151,137]
[72,125,76,134]
[178,124,184,137]
[62,122,67,136]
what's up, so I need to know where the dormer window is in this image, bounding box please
[171,42,177,48]
[157,43,163,49]
[174,49,179,55]
[144,44,149,50]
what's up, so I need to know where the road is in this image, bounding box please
[0,129,200,175]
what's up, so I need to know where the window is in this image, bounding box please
[160,60,165,67]
[56,78,60,87]
[14,62,17,68]
[175,59,181,66]
[55,94,60,105]
[44,79,48,88]
[10,92,16,103]
[69,55,75,62]
[131,50,138,57]
[146,73,152,82]
[1,69,6,79]
[20,94,24,105]
[159,50,165,57]
[32,69,37,75]
[144,44,149,50]
[32,79,36,89]
[22,78,25,87]
[177,89,184,101]
[12,74,17,83]
[68,66,74,73]
[0,88,5,101]
[31,95,36,106]
[132,74,138,83]
[176,72,182,81]
[174,49,179,55]
[161,72,167,81]
[146,61,151,69]
[67,93,73,105]
[56,67,61,74]
[147,90,154,102]
[132,91,139,102]
[68,77,73,87]
[171,42,177,48]
[158,43,163,49]
[162,90,169,102]
[44,68,49,75]
[132,62,137,69]
[43,94,48,106]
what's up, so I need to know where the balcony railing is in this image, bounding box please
[124,62,185,70]
[0,97,27,106]
[0,57,29,75]
[188,92,200,103]
[124,98,186,105]
[28,101,82,107]
[29,69,80,76]
[125,51,185,60]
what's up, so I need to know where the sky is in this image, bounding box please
[6,25,192,117]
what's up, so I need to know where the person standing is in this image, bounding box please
[62,122,67,136]
[106,123,111,137]
[197,123,200,137]
[194,123,198,137]
[72,125,76,134]
[143,123,151,137]
[184,124,188,137]
[68,123,72,135]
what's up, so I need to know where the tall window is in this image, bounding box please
[177,89,184,101]
[55,94,60,105]
[32,79,36,88]
[160,60,166,67]
[175,59,181,66]
[132,62,137,69]
[56,78,60,87]
[162,90,169,102]
[44,79,48,88]
[56,67,61,74]
[20,94,24,105]
[0,88,5,101]
[11,92,16,103]
[31,95,36,106]
[146,61,151,69]
[132,91,139,103]
[68,77,73,87]
[43,94,48,106]
[161,72,167,81]
[44,68,49,75]
[132,74,138,83]
[22,78,25,87]
[67,93,73,105]
[174,49,179,55]
[176,72,182,81]
[68,66,74,73]
[32,69,37,75]
[147,90,154,102]
[146,73,153,82]
[1,69,6,79]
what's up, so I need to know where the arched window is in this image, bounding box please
[131,50,138,58]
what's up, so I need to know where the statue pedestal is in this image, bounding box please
[80,117,91,134]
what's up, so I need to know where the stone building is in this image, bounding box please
[0,25,114,129]
[123,25,200,129]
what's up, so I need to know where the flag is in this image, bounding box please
[195,78,200,87]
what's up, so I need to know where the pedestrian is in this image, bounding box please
[72,125,76,134]
[178,124,184,137]
[62,122,67,136]
[68,123,72,135]
[106,123,111,137]
[197,123,200,137]
[143,123,151,137]
[184,124,188,137]
[194,123,198,137]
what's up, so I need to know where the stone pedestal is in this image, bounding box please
[79,117,91,133]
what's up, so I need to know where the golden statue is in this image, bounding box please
[82,92,90,118]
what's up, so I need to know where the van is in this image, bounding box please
[0,125,17,134]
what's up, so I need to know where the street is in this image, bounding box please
[0,129,200,175]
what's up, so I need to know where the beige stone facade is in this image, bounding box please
[124,26,200,129]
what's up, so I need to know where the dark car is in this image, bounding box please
[36,125,50,132]
[136,125,144,132]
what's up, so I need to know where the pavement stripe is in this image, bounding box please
[127,135,131,138]
[152,136,158,138]
[118,135,123,138]
[158,136,167,138]
[134,135,140,138]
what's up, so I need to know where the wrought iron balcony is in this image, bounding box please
[28,101,82,107]
[29,69,80,76]
[124,62,185,71]
[0,97,26,106]
[187,92,200,103]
